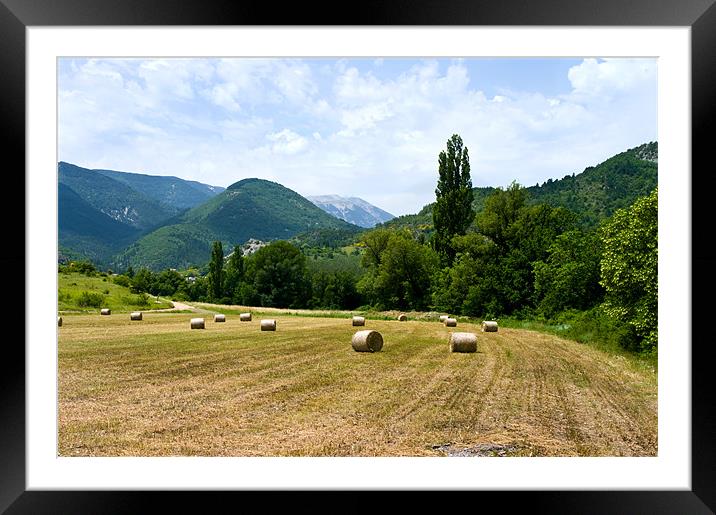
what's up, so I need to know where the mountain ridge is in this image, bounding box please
[95,167,225,211]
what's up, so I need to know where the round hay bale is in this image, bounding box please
[481,321,498,332]
[449,332,477,353]
[100,308,111,316]
[351,329,383,352]
[190,317,205,329]
[397,314,407,321]
[239,313,252,322]
[130,312,143,321]
[214,314,226,323]
[439,315,449,323]
[260,319,277,331]
[352,316,365,326]
[58,316,62,327]
[445,317,457,327]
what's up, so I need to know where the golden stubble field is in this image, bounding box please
[58,311,657,457]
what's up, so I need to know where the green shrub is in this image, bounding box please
[173,291,189,301]
[554,307,640,353]
[77,291,104,308]
[60,260,98,276]
[113,275,131,288]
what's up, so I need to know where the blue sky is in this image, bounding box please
[58,57,656,216]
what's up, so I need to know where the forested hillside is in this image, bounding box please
[380,142,657,234]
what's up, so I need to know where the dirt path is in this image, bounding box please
[151,300,211,313]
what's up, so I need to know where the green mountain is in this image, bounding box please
[58,182,141,264]
[95,168,224,211]
[529,142,658,226]
[58,162,176,230]
[58,162,226,264]
[380,142,658,233]
[114,178,362,271]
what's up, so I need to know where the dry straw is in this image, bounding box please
[214,314,226,323]
[261,319,277,331]
[240,313,252,322]
[352,316,365,326]
[130,312,142,321]
[100,308,111,316]
[449,332,477,353]
[481,321,498,332]
[351,329,384,352]
[445,317,457,327]
[398,314,407,321]
[190,318,205,329]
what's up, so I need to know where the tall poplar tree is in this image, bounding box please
[432,134,474,264]
[208,240,224,301]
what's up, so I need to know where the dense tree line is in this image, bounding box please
[117,239,364,311]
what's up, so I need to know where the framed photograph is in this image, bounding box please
[4,0,715,511]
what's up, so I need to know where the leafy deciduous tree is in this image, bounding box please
[438,184,576,317]
[599,188,658,353]
[358,231,439,310]
[359,228,392,268]
[476,181,527,252]
[223,247,245,301]
[533,229,604,318]
[245,241,310,308]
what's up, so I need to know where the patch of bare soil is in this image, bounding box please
[432,443,520,456]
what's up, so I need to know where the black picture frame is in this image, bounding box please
[3,0,714,512]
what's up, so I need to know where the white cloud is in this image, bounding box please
[206,58,320,112]
[266,129,309,155]
[59,57,657,216]
[339,102,393,134]
[137,59,198,101]
[209,83,241,112]
[273,61,318,104]
[219,117,274,146]
[334,67,386,104]
[567,58,656,97]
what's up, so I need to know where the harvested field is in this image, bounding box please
[58,312,657,457]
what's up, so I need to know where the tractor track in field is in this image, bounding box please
[388,363,458,422]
